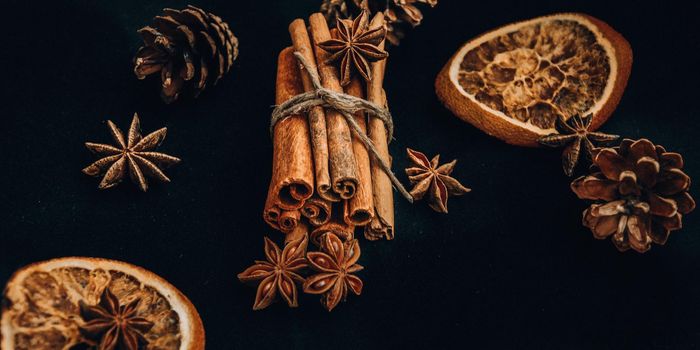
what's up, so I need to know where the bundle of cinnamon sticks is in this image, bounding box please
[264,12,395,244]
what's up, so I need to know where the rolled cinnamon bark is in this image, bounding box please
[263,193,281,230]
[285,221,309,245]
[301,197,332,227]
[289,19,338,202]
[344,77,374,226]
[279,210,301,234]
[365,13,395,241]
[266,46,314,211]
[309,13,359,200]
[310,207,355,246]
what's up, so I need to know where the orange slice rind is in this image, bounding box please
[436,13,632,147]
[1,257,205,350]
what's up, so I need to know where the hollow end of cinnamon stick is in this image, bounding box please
[279,210,301,234]
[334,179,357,200]
[301,198,332,227]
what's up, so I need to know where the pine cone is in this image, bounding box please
[133,6,239,104]
[320,0,437,45]
[571,139,695,253]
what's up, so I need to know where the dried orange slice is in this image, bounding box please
[436,13,632,147]
[1,257,204,350]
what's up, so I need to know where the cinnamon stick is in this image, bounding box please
[309,13,359,200]
[365,13,394,241]
[285,221,309,245]
[310,206,355,246]
[279,209,301,234]
[344,77,374,226]
[263,193,281,230]
[301,197,332,226]
[289,19,339,202]
[263,47,314,229]
[273,46,314,209]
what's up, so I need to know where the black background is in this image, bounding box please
[2,0,699,348]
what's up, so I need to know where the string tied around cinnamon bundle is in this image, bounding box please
[271,52,413,203]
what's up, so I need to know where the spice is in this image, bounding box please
[309,13,360,199]
[320,0,438,45]
[571,139,695,252]
[238,236,309,310]
[318,10,388,86]
[79,288,154,350]
[406,148,471,213]
[538,114,619,176]
[303,233,363,311]
[364,13,396,241]
[82,113,180,192]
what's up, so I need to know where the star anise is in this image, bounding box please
[82,113,181,192]
[238,235,308,310]
[538,114,620,176]
[303,233,363,311]
[405,148,471,213]
[317,10,388,86]
[78,288,154,350]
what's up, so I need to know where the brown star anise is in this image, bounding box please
[320,0,438,45]
[79,288,154,350]
[538,114,619,176]
[405,148,471,213]
[238,235,308,310]
[82,113,181,192]
[303,233,363,311]
[317,10,388,86]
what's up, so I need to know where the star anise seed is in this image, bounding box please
[405,148,471,213]
[303,233,363,311]
[79,288,154,350]
[317,10,388,86]
[82,113,181,192]
[538,114,619,176]
[238,235,309,310]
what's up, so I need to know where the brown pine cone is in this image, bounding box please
[320,0,437,45]
[571,139,695,253]
[133,6,239,104]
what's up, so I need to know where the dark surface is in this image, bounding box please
[2,0,699,348]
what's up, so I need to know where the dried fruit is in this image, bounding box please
[571,139,695,253]
[405,148,471,213]
[320,0,437,45]
[436,13,632,146]
[82,113,181,192]
[238,236,308,310]
[134,5,239,103]
[318,10,388,86]
[303,233,363,311]
[1,257,205,350]
[538,114,619,176]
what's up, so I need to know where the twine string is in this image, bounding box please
[271,52,413,203]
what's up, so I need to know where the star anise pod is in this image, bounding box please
[405,148,471,213]
[82,113,181,192]
[317,10,388,86]
[78,288,154,350]
[303,233,363,312]
[238,235,308,310]
[538,114,620,176]
[320,0,438,45]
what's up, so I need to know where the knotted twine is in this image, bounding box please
[271,52,413,203]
